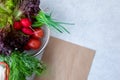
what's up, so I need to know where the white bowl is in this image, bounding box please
[24,26,50,56]
[26,26,50,80]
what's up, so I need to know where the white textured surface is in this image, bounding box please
[40,0,120,80]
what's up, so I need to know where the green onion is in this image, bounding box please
[32,11,73,33]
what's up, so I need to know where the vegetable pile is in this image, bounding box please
[0,0,70,80]
[0,0,69,55]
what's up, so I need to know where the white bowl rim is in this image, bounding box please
[33,26,50,56]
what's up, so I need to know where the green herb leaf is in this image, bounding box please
[0,51,46,80]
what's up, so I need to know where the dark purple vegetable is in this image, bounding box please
[19,0,40,19]
[0,29,12,55]
[4,30,30,52]
[0,28,30,55]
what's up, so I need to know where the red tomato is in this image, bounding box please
[13,21,22,30]
[22,28,34,35]
[32,28,44,38]
[20,18,31,28]
[27,38,41,49]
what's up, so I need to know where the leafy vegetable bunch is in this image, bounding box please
[0,0,70,55]
[0,51,46,80]
[0,0,71,80]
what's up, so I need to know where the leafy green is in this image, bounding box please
[5,0,15,13]
[0,0,17,28]
[0,51,46,80]
[32,11,71,33]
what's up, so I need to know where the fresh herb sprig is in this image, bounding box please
[0,51,46,80]
[32,11,71,33]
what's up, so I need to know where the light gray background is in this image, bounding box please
[40,0,120,80]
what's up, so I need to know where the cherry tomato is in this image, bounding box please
[27,38,41,49]
[20,18,31,28]
[22,28,34,35]
[32,28,44,39]
[13,21,22,30]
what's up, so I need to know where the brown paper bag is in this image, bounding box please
[35,37,95,80]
